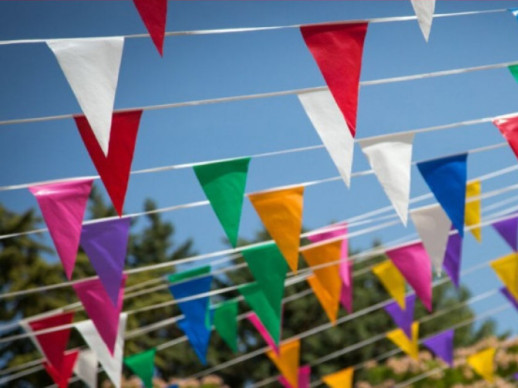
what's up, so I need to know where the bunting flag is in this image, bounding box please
[124,348,156,388]
[467,348,496,383]
[383,294,416,339]
[300,22,368,137]
[247,312,279,354]
[387,242,432,311]
[360,133,414,225]
[279,365,310,388]
[410,0,436,42]
[422,329,454,367]
[490,253,518,300]
[307,274,340,324]
[410,204,451,276]
[43,349,80,388]
[322,366,354,388]
[47,38,124,156]
[508,64,518,83]
[132,0,168,55]
[249,187,304,273]
[73,275,126,354]
[417,153,468,237]
[493,114,518,160]
[386,322,420,360]
[443,230,463,288]
[510,8,518,20]
[266,339,301,388]
[492,215,518,251]
[193,157,251,247]
[75,110,143,216]
[500,287,518,310]
[214,300,238,353]
[80,217,131,306]
[29,179,93,279]
[465,180,482,242]
[75,313,128,388]
[298,90,355,187]
[372,260,406,309]
[74,349,98,388]
[177,317,212,365]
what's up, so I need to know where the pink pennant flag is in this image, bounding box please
[279,365,311,388]
[133,0,168,55]
[29,179,93,279]
[247,312,279,354]
[44,349,80,388]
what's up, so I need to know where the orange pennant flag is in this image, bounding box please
[467,348,496,383]
[372,260,406,309]
[386,322,419,360]
[322,366,354,388]
[465,180,482,242]
[307,275,340,324]
[267,339,301,388]
[490,253,518,300]
[249,187,304,273]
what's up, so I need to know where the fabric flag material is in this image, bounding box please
[80,217,131,306]
[47,38,124,156]
[372,260,406,309]
[29,179,93,279]
[298,90,355,187]
[307,274,340,324]
[508,64,518,83]
[322,366,354,388]
[386,322,420,360]
[510,8,518,20]
[193,157,251,247]
[492,215,518,251]
[247,312,279,354]
[493,114,518,160]
[75,313,128,388]
[74,349,98,388]
[279,365,310,388]
[467,348,496,383]
[500,287,518,310]
[75,110,143,216]
[124,348,156,388]
[410,0,436,41]
[410,204,451,276]
[44,349,80,388]
[266,339,300,388]
[300,22,368,137]
[465,180,482,242]
[249,187,304,273]
[360,133,414,225]
[383,294,416,339]
[417,153,468,237]
[490,253,518,300]
[387,242,432,311]
[443,230,463,288]
[422,329,454,367]
[177,317,211,365]
[214,300,238,353]
[132,0,167,55]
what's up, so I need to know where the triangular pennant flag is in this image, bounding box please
[384,294,416,339]
[467,348,496,383]
[387,242,432,311]
[372,260,406,309]
[386,322,420,360]
[410,0,436,42]
[76,314,127,388]
[124,348,156,388]
[74,349,98,388]
[47,38,124,156]
[44,349,80,388]
[494,114,518,161]
[500,287,518,310]
[443,230,463,288]
[249,187,304,273]
[29,179,93,279]
[298,90,355,187]
[490,253,518,300]
[73,275,126,354]
[417,153,468,237]
[247,312,280,354]
[132,0,168,55]
[193,157,251,247]
[322,366,354,388]
[492,215,518,251]
[214,300,238,353]
[508,64,518,83]
[423,329,454,367]
[28,312,75,371]
[279,365,311,388]
[300,22,368,137]
[80,218,131,306]
[75,110,143,216]
[360,133,414,225]
[266,339,300,388]
[465,180,482,242]
[509,8,518,20]
[410,204,452,276]
[177,317,212,365]
[307,274,340,324]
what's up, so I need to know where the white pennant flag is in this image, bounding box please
[410,204,451,275]
[360,133,414,226]
[410,0,436,42]
[47,37,124,156]
[298,90,355,187]
[74,349,98,388]
[75,313,127,388]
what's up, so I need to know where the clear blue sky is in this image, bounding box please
[2,0,518,343]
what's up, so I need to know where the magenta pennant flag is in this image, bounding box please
[387,242,432,311]
[29,179,93,279]
[500,287,518,310]
[422,329,454,367]
[279,364,311,388]
[492,216,518,251]
[383,294,416,338]
[80,218,131,306]
[247,312,279,354]
[443,231,462,288]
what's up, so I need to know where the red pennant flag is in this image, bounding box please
[493,114,518,160]
[133,0,168,55]
[300,22,368,137]
[75,110,143,216]
[44,349,80,388]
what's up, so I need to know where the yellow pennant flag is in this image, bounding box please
[307,274,340,324]
[386,322,419,360]
[465,180,481,242]
[372,260,406,309]
[322,366,354,388]
[467,347,496,383]
[266,339,300,388]
[249,187,304,273]
[490,253,518,300]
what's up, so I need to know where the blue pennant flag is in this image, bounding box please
[177,317,212,365]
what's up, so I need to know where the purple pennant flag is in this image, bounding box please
[443,231,462,288]
[80,218,131,306]
[500,287,518,310]
[492,216,518,251]
[422,329,454,367]
[384,294,416,338]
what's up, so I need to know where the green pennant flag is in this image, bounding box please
[509,64,518,83]
[214,299,239,353]
[124,348,156,388]
[168,265,211,284]
[193,157,251,247]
